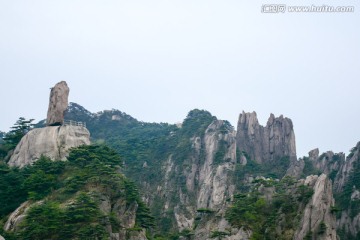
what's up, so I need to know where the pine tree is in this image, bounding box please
[3,117,34,150]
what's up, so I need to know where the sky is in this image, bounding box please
[0,0,359,158]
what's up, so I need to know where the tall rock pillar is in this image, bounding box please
[8,80,90,168]
[236,111,297,164]
[47,81,69,126]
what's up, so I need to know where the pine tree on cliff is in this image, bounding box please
[3,117,34,150]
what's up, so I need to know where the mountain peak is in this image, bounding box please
[236,112,296,164]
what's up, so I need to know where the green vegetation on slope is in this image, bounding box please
[66,106,219,236]
[226,176,313,240]
[233,151,291,187]
[0,145,154,240]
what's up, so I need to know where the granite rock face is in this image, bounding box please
[146,119,251,240]
[98,193,148,240]
[286,149,345,180]
[312,151,344,176]
[285,157,305,179]
[334,142,360,193]
[8,125,90,168]
[236,111,296,164]
[4,201,34,232]
[192,120,251,240]
[294,174,338,240]
[47,81,69,126]
[309,148,320,160]
[334,142,360,236]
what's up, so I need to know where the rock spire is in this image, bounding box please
[236,111,296,163]
[47,81,69,126]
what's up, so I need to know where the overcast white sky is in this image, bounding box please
[0,0,359,157]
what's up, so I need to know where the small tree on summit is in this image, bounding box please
[3,117,34,150]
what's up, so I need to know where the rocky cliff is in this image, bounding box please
[7,81,91,168]
[311,150,344,177]
[285,157,305,179]
[47,81,69,126]
[334,142,360,193]
[4,201,35,232]
[131,110,307,239]
[8,125,90,167]
[52,105,328,239]
[294,174,338,240]
[6,102,357,239]
[333,142,360,238]
[236,111,296,164]
[286,148,345,180]
[147,118,250,239]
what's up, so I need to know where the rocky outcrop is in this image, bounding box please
[5,196,148,240]
[7,82,90,168]
[312,151,344,176]
[8,125,90,168]
[192,120,251,239]
[286,144,360,238]
[309,148,320,160]
[98,195,148,240]
[294,174,338,240]
[149,119,250,239]
[334,142,360,236]
[337,210,360,238]
[52,103,360,239]
[4,201,35,231]
[47,81,69,126]
[286,158,305,179]
[196,120,237,209]
[236,111,296,164]
[236,112,262,162]
[334,142,360,193]
[139,113,298,239]
[286,149,345,180]
[195,218,250,240]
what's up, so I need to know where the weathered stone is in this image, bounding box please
[236,111,297,164]
[294,174,338,240]
[126,229,148,240]
[8,125,90,168]
[155,119,249,239]
[47,81,69,126]
[287,148,345,180]
[309,148,319,160]
[334,142,360,236]
[197,120,237,210]
[334,142,360,193]
[285,158,305,179]
[4,201,34,231]
[313,151,344,176]
[236,111,264,163]
[97,191,149,240]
